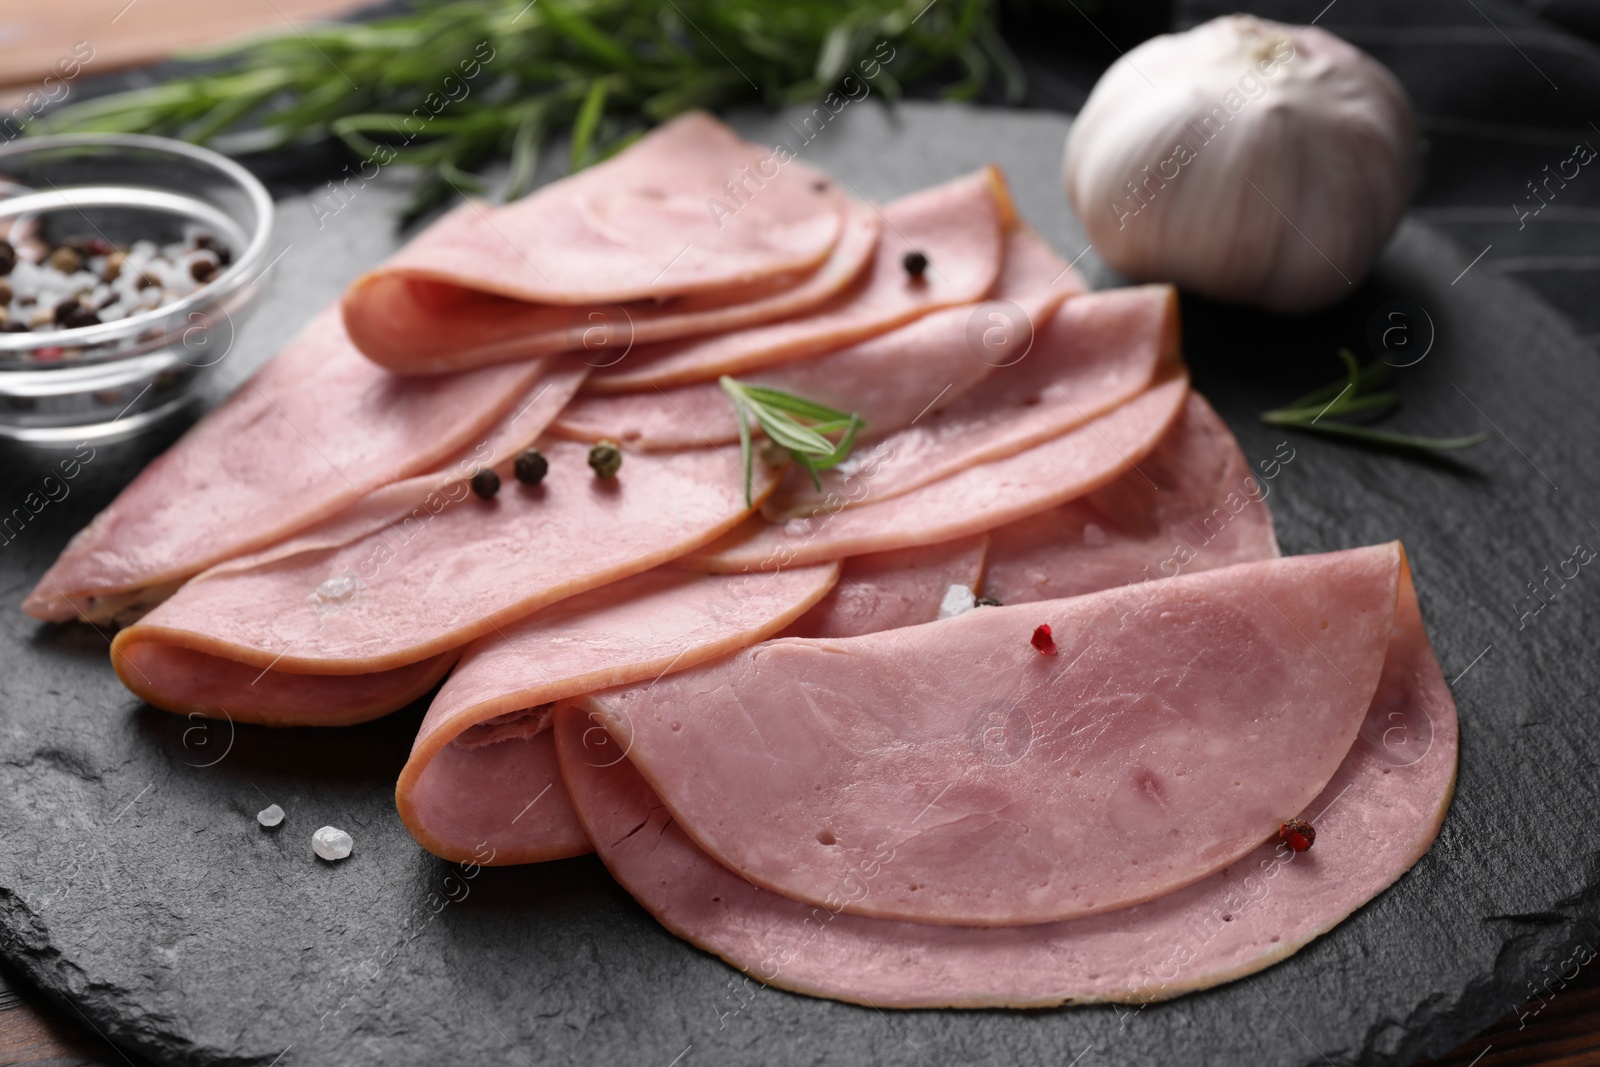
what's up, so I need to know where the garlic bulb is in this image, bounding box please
[1063,15,1419,313]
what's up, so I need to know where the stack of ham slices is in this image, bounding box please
[22,112,1457,1008]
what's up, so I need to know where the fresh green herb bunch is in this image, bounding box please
[41,0,1018,215]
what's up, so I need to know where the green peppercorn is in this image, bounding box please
[470,468,500,499]
[588,440,622,479]
[513,448,548,486]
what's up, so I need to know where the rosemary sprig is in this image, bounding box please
[720,377,863,507]
[1260,349,1487,452]
[39,0,1019,218]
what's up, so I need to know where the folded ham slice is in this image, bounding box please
[22,305,549,623]
[396,563,839,864]
[762,285,1176,521]
[110,439,777,694]
[345,202,881,378]
[581,168,1012,393]
[572,543,1402,926]
[982,393,1280,604]
[343,112,877,375]
[783,535,988,640]
[550,229,1078,450]
[687,373,1190,572]
[113,644,458,728]
[555,551,1456,1005]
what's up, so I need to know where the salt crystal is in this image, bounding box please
[312,826,353,861]
[257,803,285,828]
[312,573,362,603]
[938,583,977,619]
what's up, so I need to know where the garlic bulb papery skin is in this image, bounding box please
[1063,15,1420,314]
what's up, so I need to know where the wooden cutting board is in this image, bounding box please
[1,101,1598,1067]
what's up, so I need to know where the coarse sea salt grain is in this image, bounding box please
[312,826,354,862]
[938,583,977,619]
[257,803,285,828]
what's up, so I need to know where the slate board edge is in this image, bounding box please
[0,100,1591,1067]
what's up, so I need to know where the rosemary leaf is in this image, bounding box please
[720,377,864,506]
[1261,349,1486,456]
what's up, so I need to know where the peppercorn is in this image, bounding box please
[0,280,12,305]
[470,468,501,499]
[48,247,82,274]
[2,322,29,333]
[136,272,160,290]
[103,250,126,282]
[1031,624,1057,656]
[1278,818,1315,853]
[902,250,929,279]
[975,596,1002,608]
[588,440,623,479]
[513,448,548,486]
[54,301,101,329]
[195,233,233,266]
[190,258,219,283]
[0,240,15,275]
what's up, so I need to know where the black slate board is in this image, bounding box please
[2,102,1598,1067]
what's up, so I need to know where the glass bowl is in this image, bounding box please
[0,134,275,445]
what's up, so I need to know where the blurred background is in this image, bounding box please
[0,1,1596,1063]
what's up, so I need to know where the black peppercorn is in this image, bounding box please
[902,250,929,279]
[0,240,15,276]
[975,596,1002,608]
[513,448,548,486]
[470,468,501,499]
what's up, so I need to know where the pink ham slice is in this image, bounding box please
[550,229,1078,451]
[343,112,874,375]
[982,393,1280,605]
[582,168,1012,393]
[783,535,988,639]
[762,285,1177,521]
[113,644,457,728]
[345,202,881,378]
[231,362,591,573]
[572,543,1402,926]
[109,438,777,695]
[396,563,839,864]
[554,552,1456,1006]
[686,373,1190,572]
[106,368,592,727]
[22,305,549,623]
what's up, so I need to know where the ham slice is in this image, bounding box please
[22,305,549,623]
[686,374,1190,572]
[109,439,777,691]
[343,112,878,375]
[113,644,457,728]
[229,363,591,574]
[550,229,1078,451]
[982,394,1280,605]
[762,285,1177,521]
[784,535,988,639]
[582,168,1012,393]
[554,552,1456,1006]
[345,202,881,377]
[397,563,839,864]
[572,543,1402,926]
